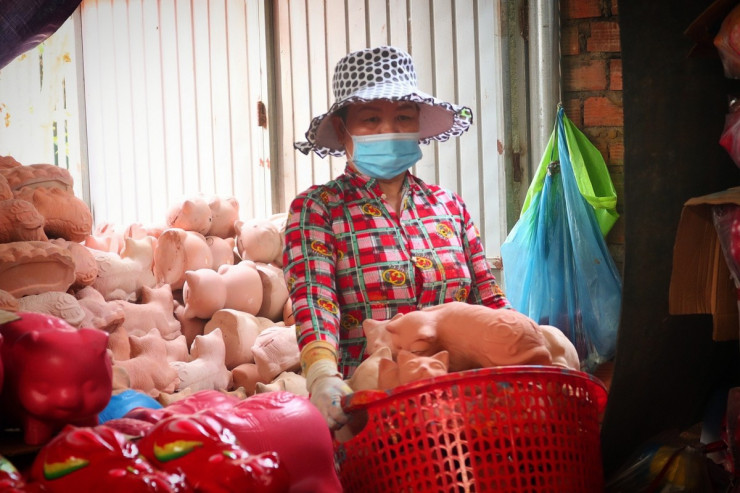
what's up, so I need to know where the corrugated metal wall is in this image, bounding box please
[274,0,508,259]
[79,0,272,227]
[0,16,86,201]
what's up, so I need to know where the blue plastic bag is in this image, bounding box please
[500,107,622,371]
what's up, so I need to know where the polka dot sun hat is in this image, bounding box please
[294,45,474,158]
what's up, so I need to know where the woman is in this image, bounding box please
[284,46,510,429]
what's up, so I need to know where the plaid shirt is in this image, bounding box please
[283,166,510,378]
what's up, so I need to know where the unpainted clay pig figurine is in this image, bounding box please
[91,236,157,302]
[206,195,240,238]
[234,217,283,264]
[115,284,181,340]
[0,241,75,298]
[75,286,125,333]
[0,312,112,445]
[170,328,232,392]
[377,349,449,390]
[375,302,553,372]
[153,228,213,290]
[182,260,263,319]
[0,198,47,242]
[166,195,212,235]
[113,330,180,397]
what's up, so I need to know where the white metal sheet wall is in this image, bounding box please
[79,0,271,228]
[0,17,86,201]
[275,0,508,259]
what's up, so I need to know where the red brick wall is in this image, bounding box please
[560,0,624,272]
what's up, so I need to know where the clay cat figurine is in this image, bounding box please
[378,302,553,372]
[377,349,449,390]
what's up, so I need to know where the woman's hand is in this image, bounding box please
[305,359,353,430]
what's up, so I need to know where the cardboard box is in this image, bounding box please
[669,187,740,341]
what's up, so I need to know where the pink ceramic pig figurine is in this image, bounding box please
[0,312,113,445]
[182,261,263,319]
[166,195,212,235]
[153,228,213,290]
[379,302,553,372]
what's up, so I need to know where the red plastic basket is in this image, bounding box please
[334,366,608,493]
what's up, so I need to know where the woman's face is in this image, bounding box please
[332,100,420,158]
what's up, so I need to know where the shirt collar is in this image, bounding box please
[343,164,419,195]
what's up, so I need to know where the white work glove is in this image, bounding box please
[305,359,353,430]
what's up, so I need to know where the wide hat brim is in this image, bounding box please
[294,83,473,158]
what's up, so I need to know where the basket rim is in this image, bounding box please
[342,365,608,414]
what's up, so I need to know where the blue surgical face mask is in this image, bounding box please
[348,132,422,180]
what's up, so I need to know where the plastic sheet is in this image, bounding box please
[0,0,82,70]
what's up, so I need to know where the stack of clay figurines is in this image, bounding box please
[0,155,305,406]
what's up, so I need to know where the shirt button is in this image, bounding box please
[380,193,387,199]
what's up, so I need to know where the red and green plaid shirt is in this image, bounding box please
[283,166,510,378]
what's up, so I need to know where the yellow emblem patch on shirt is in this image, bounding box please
[317,298,339,314]
[454,287,469,302]
[310,240,331,256]
[414,256,432,269]
[436,222,453,239]
[362,203,382,217]
[382,268,406,286]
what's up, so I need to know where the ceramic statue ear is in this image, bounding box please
[173,302,207,348]
[349,346,393,392]
[166,195,213,235]
[377,357,400,390]
[0,241,75,298]
[0,198,47,242]
[395,349,449,385]
[207,195,240,238]
[363,313,403,357]
[91,236,156,302]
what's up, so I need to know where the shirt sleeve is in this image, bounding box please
[457,194,512,310]
[282,189,342,357]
